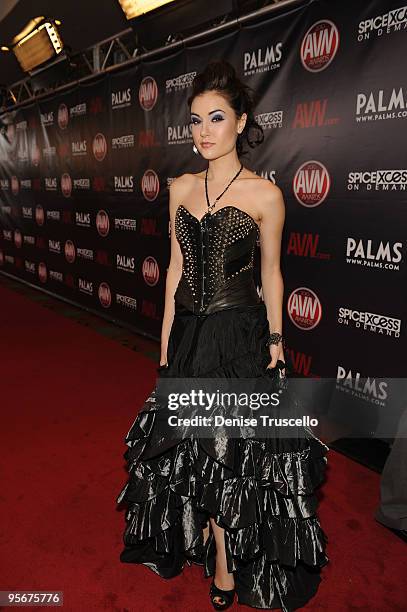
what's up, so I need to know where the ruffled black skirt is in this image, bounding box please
[116,301,329,611]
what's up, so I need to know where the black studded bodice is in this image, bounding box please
[174,205,261,315]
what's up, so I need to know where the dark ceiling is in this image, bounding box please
[0,0,129,86]
[0,0,280,88]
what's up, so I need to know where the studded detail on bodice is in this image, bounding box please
[174,205,261,315]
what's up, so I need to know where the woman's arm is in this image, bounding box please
[159,177,185,365]
[258,183,286,368]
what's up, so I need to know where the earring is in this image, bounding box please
[193,144,199,155]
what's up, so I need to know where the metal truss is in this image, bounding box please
[5,27,140,105]
[2,0,298,110]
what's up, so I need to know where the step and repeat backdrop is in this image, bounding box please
[0,0,406,434]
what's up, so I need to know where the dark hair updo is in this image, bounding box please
[187,59,264,158]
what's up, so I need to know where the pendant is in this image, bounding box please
[208,198,219,214]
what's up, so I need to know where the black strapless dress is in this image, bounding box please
[116,205,329,611]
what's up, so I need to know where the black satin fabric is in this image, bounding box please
[116,301,330,611]
[174,267,261,315]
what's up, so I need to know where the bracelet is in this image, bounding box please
[266,332,284,347]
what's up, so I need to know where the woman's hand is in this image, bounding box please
[266,342,286,378]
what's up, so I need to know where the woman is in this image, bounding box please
[116,60,329,611]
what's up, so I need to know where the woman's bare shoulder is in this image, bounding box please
[169,172,200,192]
[241,172,282,219]
[244,171,278,189]
[168,174,198,214]
[255,180,285,222]
[241,168,280,194]
[241,170,281,196]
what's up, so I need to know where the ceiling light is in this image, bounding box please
[118,0,176,20]
[12,17,63,72]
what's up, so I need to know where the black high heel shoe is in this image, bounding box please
[209,580,236,610]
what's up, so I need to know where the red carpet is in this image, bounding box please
[0,281,406,611]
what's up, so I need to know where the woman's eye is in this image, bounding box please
[190,116,224,124]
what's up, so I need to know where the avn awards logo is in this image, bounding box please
[93,177,106,192]
[292,99,339,128]
[142,256,159,286]
[89,96,103,114]
[141,169,159,201]
[293,161,331,207]
[35,204,45,226]
[38,262,47,283]
[301,20,339,72]
[65,240,76,263]
[11,175,19,196]
[287,231,331,260]
[61,173,72,198]
[6,122,16,144]
[92,133,107,161]
[139,76,158,111]
[98,282,112,308]
[287,287,322,330]
[58,103,69,129]
[36,236,46,250]
[14,229,22,248]
[138,130,158,148]
[96,210,110,237]
[31,141,41,166]
[65,273,74,288]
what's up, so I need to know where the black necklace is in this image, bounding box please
[205,163,243,214]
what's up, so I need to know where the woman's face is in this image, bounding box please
[190,90,246,160]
